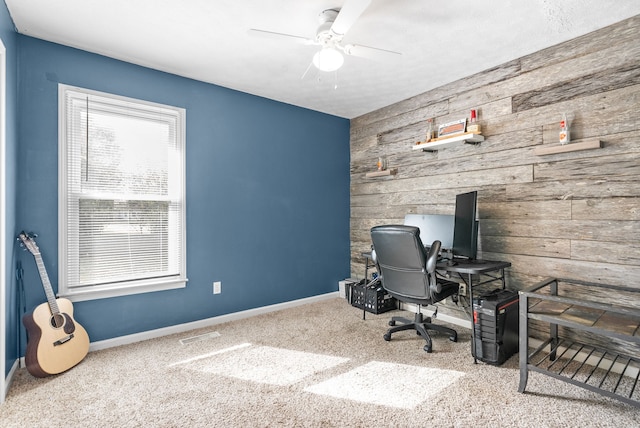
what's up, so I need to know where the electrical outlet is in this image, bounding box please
[213,281,222,294]
[458,283,467,297]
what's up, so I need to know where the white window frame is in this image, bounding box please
[58,84,187,301]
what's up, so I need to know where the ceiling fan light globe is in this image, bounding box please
[313,48,344,72]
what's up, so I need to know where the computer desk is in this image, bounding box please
[361,252,511,362]
[437,258,512,363]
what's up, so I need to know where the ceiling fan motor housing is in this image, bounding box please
[316,9,342,45]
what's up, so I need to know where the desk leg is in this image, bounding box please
[363,256,376,282]
[468,272,477,364]
[363,259,373,320]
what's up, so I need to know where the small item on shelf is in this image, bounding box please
[559,113,570,145]
[438,118,467,138]
[425,118,434,142]
[376,157,386,171]
[467,108,481,134]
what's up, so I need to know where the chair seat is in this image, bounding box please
[385,278,458,306]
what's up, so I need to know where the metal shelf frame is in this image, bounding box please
[519,277,640,408]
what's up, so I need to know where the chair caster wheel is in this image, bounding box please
[389,320,396,326]
[383,333,391,341]
[423,345,432,353]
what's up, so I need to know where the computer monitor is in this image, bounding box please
[452,191,478,260]
[403,214,454,250]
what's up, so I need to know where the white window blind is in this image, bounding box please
[59,85,186,300]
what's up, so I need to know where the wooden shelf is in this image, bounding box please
[365,168,397,178]
[412,132,484,151]
[534,139,602,156]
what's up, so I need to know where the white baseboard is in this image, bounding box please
[398,302,472,330]
[435,311,472,329]
[4,359,19,399]
[89,291,340,352]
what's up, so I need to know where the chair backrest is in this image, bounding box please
[370,225,441,304]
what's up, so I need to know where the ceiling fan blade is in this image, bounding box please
[248,29,315,45]
[331,0,372,36]
[343,44,402,61]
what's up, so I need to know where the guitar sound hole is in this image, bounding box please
[50,313,65,329]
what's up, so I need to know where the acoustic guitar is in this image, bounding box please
[18,232,90,377]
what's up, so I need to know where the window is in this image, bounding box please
[59,85,186,301]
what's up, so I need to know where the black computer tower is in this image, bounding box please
[472,289,519,365]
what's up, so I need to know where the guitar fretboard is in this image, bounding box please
[32,252,60,316]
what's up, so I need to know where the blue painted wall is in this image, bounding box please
[1,1,19,378]
[12,36,350,347]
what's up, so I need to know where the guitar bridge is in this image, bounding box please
[53,333,74,346]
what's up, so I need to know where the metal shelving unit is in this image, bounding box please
[519,278,640,408]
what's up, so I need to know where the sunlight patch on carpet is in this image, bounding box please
[179,345,349,386]
[304,361,464,409]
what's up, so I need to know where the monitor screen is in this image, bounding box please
[452,191,478,259]
[404,214,454,250]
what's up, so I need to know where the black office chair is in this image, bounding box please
[371,225,459,353]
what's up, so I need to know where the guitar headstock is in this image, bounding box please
[18,231,40,256]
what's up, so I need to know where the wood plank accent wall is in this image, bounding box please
[349,16,640,322]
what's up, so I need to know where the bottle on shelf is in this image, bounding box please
[467,108,481,134]
[559,113,570,145]
[425,118,434,142]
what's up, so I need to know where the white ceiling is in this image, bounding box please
[6,0,640,119]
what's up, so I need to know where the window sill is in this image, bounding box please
[59,277,188,302]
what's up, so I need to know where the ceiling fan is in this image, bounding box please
[249,0,401,73]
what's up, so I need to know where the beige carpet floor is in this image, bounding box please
[1,297,638,427]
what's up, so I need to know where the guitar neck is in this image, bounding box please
[32,252,60,315]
